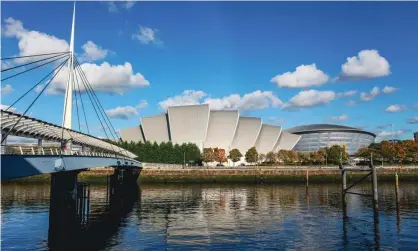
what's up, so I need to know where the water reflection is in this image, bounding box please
[2,182,418,250]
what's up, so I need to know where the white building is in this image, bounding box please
[120,104,301,164]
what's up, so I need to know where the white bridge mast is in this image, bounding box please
[62,2,75,149]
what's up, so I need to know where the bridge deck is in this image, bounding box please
[1,154,142,180]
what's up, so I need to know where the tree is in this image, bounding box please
[298,152,310,165]
[228,148,242,166]
[277,150,288,163]
[245,147,258,164]
[402,140,418,163]
[202,148,215,165]
[258,153,266,164]
[327,145,347,164]
[214,148,227,164]
[380,141,396,163]
[288,150,299,164]
[266,151,277,163]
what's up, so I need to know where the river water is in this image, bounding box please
[2,182,418,250]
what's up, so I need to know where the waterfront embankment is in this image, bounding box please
[4,166,418,184]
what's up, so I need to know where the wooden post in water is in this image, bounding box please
[306,169,309,188]
[341,166,347,218]
[371,154,378,213]
[395,172,400,204]
[395,172,401,232]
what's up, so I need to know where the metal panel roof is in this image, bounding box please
[285,124,376,137]
[1,110,136,158]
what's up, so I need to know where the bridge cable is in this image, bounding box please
[73,73,81,132]
[74,62,126,159]
[74,59,130,159]
[1,57,70,144]
[1,51,70,60]
[1,53,71,82]
[74,57,121,143]
[1,52,70,72]
[74,68,90,135]
[72,61,121,157]
[73,58,121,144]
[4,55,71,112]
[73,64,89,134]
[74,57,130,158]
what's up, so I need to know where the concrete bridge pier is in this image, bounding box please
[48,170,81,247]
[109,167,141,198]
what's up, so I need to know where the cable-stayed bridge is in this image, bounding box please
[1,4,143,239]
[1,3,141,181]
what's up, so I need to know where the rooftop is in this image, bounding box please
[285,124,376,137]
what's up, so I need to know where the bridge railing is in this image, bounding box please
[0,145,133,160]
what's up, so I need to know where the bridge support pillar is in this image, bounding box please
[48,171,80,247]
[37,138,43,154]
[109,167,140,197]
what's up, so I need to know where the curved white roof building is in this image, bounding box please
[120,104,301,154]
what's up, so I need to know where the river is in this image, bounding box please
[2,182,418,250]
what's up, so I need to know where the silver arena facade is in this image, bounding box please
[120,104,301,159]
[286,124,376,155]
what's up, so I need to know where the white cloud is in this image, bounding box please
[107,2,118,12]
[385,104,407,113]
[377,130,404,138]
[34,84,44,93]
[340,49,390,79]
[159,90,282,111]
[337,90,357,98]
[123,0,136,9]
[407,117,418,124]
[132,25,162,45]
[271,64,329,88]
[205,90,282,111]
[330,114,349,121]
[282,90,336,109]
[159,90,206,110]
[346,100,357,106]
[382,86,398,94]
[3,17,69,63]
[0,104,16,112]
[360,86,380,102]
[1,84,13,96]
[79,41,109,62]
[107,1,135,12]
[136,100,148,109]
[105,106,138,119]
[48,62,150,95]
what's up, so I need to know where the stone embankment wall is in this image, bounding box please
[5,166,418,184]
[139,166,418,184]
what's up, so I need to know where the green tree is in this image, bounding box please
[277,150,288,163]
[327,145,347,164]
[228,148,242,166]
[245,147,258,164]
[298,152,310,165]
[258,153,266,164]
[266,151,277,163]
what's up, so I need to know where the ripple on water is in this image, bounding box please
[1,182,418,250]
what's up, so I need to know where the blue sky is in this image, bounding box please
[1,1,417,141]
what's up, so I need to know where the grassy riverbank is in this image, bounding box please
[3,167,418,184]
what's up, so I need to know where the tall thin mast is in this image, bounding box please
[62,2,75,130]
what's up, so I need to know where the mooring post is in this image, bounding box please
[306,169,309,188]
[371,156,378,213]
[395,172,400,232]
[341,165,347,218]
